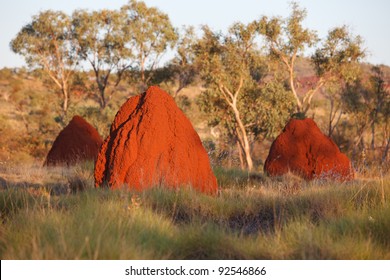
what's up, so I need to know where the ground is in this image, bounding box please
[0,163,389,259]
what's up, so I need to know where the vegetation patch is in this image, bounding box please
[0,165,389,259]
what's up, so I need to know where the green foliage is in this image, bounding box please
[195,23,262,90]
[67,105,116,138]
[151,26,198,98]
[121,0,177,86]
[72,9,132,109]
[194,22,266,170]
[258,2,318,59]
[10,11,76,70]
[197,88,233,131]
[312,26,364,80]
[258,2,317,113]
[342,66,390,164]
[3,1,387,170]
[197,78,294,141]
[256,79,296,138]
[258,2,365,114]
[0,71,61,163]
[10,10,78,116]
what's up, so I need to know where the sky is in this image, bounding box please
[1,0,390,68]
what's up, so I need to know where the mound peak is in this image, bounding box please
[94,86,218,194]
[264,118,354,181]
[44,115,103,166]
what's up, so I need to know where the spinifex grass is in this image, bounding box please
[0,165,389,259]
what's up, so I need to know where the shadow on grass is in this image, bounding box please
[213,167,265,189]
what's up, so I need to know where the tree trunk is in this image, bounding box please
[236,140,245,170]
[141,69,145,84]
[99,87,107,110]
[285,61,303,113]
[62,84,69,115]
[382,137,390,163]
[328,97,335,137]
[371,111,377,160]
[243,140,253,171]
[371,121,375,160]
[290,73,302,113]
[328,99,343,138]
[231,103,253,171]
[140,55,146,88]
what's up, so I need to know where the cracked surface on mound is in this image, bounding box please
[45,115,103,166]
[94,86,218,194]
[264,118,354,181]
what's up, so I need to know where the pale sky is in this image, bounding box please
[1,0,390,68]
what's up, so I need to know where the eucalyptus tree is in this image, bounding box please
[342,66,390,162]
[259,2,365,115]
[151,26,198,99]
[72,9,132,109]
[11,10,78,117]
[121,0,177,88]
[257,2,317,114]
[194,22,265,171]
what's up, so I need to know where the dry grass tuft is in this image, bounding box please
[0,165,389,259]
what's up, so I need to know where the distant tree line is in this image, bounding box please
[11,0,177,115]
[10,0,389,170]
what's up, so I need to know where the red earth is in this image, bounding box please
[264,118,354,181]
[44,115,103,166]
[94,86,218,194]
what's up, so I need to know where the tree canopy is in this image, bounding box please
[72,9,132,109]
[194,22,291,171]
[10,1,387,170]
[11,10,78,118]
[121,0,177,88]
[259,2,365,114]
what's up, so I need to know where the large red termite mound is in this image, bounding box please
[94,86,218,194]
[264,118,354,181]
[44,116,103,166]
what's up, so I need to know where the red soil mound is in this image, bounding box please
[264,118,354,181]
[94,86,218,194]
[44,116,103,166]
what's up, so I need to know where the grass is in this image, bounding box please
[0,164,389,259]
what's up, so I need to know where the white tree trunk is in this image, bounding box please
[232,103,253,171]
